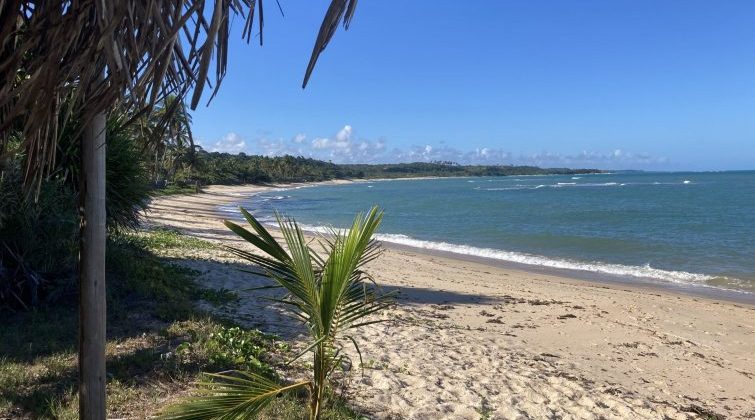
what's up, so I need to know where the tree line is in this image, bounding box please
[166,151,602,186]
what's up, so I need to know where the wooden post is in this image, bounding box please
[79,111,107,419]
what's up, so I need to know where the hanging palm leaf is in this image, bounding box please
[0,0,360,189]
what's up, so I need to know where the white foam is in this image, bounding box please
[244,219,749,295]
[571,177,582,180]
[280,219,722,287]
[683,180,692,184]
[369,233,720,286]
[482,182,624,191]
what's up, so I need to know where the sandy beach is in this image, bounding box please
[145,183,755,419]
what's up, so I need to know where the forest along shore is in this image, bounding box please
[145,183,755,419]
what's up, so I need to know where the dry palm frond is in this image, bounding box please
[0,0,359,189]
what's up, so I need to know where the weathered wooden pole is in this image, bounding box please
[79,111,107,419]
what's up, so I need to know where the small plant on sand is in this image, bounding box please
[162,207,393,420]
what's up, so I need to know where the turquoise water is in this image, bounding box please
[223,171,755,299]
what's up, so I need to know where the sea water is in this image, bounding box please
[222,171,755,300]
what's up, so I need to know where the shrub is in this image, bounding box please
[0,143,78,309]
[54,115,152,230]
[0,115,153,309]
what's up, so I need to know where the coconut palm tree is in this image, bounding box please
[0,1,360,417]
[136,96,195,185]
[161,206,394,420]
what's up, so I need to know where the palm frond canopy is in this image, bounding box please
[0,0,358,186]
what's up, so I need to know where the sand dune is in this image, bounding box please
[146,183,755,419]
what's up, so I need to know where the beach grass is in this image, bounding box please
[150,184,202,197]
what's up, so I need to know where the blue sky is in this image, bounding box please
[190,1,755,171]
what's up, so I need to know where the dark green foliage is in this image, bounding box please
[0,115,153,309]
[104,121,151,229]
[0,142,78,310]
[54,116,152,230]
[166,150,602,186]
[178,152,341,185]
[342,161,601,178]
[150,184,200,197]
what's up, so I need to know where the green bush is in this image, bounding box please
[54,115,151,230]
[0,142,78,309]
[1,114,153,310]
[104,121,151,230]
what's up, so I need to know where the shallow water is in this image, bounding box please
[222,171,755,298]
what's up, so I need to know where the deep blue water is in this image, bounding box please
[222,171,755,298]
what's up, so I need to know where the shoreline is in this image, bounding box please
[145,182,755,418]
[386,242,755,306]
[206,180,754,305]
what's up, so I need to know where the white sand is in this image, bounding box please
[146,183,755,419]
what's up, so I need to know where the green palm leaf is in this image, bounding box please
[169,206,392,419]
[160,371,310,420]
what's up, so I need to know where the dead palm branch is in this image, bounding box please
[0,0,358,187]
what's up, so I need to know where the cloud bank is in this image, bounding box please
[200,126,668,169]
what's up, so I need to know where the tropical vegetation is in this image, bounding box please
[163,150,602,186]
[162,207,393,419]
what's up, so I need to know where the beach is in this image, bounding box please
[146,183,755,419]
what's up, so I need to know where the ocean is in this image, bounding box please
[221,171,755,301]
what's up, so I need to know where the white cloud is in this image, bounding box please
[516,149,667,168]
[206,125,666,169]
[335,125,352,143]
[208,132,246,153]
[311,137,330,149]
[254,125,388,163]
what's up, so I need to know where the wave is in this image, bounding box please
[366,233,728,287]
[230,209,749,296]
[273,220,724,287]
[257,195,289,200]
[477,180,697,192]
[480,182,623,191]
